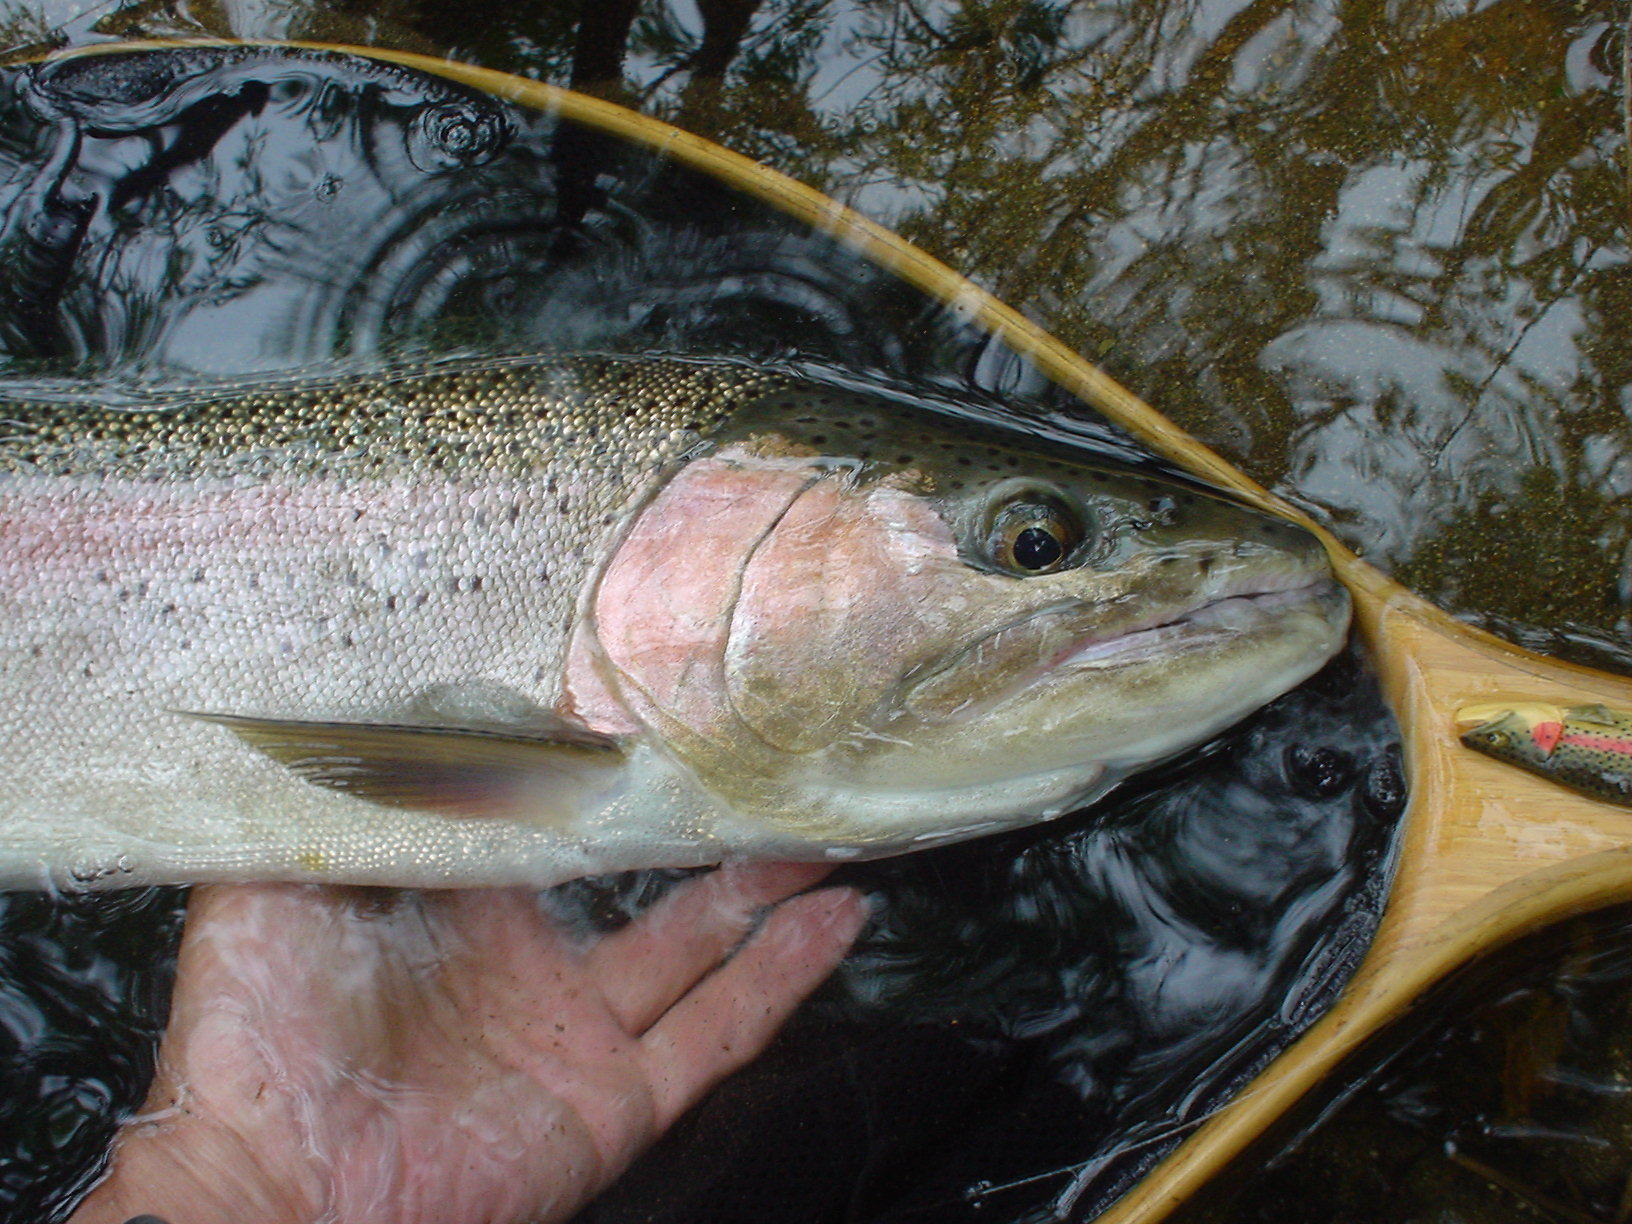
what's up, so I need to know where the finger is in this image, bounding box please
[640,885,867,1131]
[588,861,837,1033]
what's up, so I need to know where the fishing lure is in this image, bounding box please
[1458,701,1632,808]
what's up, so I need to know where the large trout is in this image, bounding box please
[0,356,1349,890]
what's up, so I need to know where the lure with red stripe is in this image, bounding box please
[1457,701,1632,807]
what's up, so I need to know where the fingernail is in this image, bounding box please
[808,886,871,934]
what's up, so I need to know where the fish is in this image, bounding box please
[1458,701,1632,807]
[0,354,1351,891]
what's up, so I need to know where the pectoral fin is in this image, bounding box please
[182,711,626,823]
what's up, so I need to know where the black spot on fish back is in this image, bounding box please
[0,356,783,480]
[1544,741,1632,805]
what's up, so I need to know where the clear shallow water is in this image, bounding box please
[0,44,1404,1223]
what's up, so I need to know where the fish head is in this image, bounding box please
[569,387,1351,854]
[1457,701,1568,764]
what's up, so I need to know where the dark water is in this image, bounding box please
[0,2,1628,1219]
[591,647,1401,1224]
[0,45,1405,1223]
[1173,905,1632,1224]
[0,887,184,1216]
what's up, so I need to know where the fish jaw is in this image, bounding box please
[576,442,1352,852]
[856,563,1352,799]
[901,565,1345,730]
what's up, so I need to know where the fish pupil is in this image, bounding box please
[1013,526,1064,571]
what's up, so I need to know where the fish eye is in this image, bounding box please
[987,497,1083,575]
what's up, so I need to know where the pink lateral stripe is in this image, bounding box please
[1560,730,1632,757]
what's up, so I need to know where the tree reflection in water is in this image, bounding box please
[0,2,1626,1221]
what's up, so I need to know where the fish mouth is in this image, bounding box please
[901,573,1350,722]
[1056,579,1346,669]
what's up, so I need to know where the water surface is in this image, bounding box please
[0,44,1404,1224]
[0,2,1627,1219]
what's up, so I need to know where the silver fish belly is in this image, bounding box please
[0,356,1350,890]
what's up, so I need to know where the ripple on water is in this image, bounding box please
[0,44,1406,1224]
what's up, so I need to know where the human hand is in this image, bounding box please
[69,864,866,1224]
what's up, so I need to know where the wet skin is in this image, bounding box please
[67,865,866,1224]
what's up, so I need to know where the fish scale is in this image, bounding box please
[0,356,777,478]
[0,354,1350,890]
